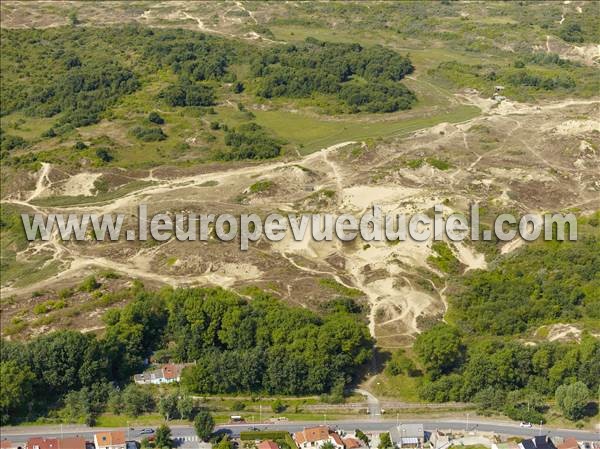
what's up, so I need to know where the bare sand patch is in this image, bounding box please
[54,173,102,197]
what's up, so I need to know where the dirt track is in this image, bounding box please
[2,96,599,345]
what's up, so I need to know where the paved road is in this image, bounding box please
[2,419,599,444]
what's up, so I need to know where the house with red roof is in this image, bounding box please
[94,432,126,449]
[257,441,280,449]
[133,363,189,385]
[27,438,59,449]
[293,426,344,449]
[1,440,20,449]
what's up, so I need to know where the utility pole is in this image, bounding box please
[259,405,262,423]
[396,413,399,427]
[539,421,543,436]
[466,413,469,432]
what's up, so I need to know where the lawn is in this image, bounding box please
[252,104,480,153]
[370,372,421,402]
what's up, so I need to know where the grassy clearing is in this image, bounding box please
[252,105,480,153]
[370,373,421,402]
[31,180,156,207]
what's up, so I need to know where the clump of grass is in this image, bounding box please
[426,157,452,170]
[33,299,67,315]
[319,278,363,298]
[406,158,424,169]
[427,241,462,274]
[249,179,273,193]
[80,275,100,292]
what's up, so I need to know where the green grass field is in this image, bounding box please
[252,105,480,153]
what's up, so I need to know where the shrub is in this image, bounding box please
[148,111,165,125]
[80,275,100,292]
[131,126,166,142]
[95,148,113,163]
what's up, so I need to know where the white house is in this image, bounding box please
[133,363,187,385]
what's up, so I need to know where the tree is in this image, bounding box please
[148,112,165,125]
[155,424,173,449]
[122,384,155,417]
[159,393,179,421]
[555,382,590,420]
[0,361,34,424]
[95,148,113,163]
[194,409,215,441]
[107,389,123,415]
[355,430,369,446]
[28,331,94,396]
[177,395,195,420]
[322,443,335,449]
[414,324,463,378]
[378,433,392,449]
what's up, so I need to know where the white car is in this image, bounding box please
[520,422,533,428]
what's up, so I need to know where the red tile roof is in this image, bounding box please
[330,432,344,447]
[557,439,578,449]
[27,438,59,449]
[58,438,85,449]
[162,364,179,380]
[95,432,126,447]
[257,441,280,449]
[294,426,330,444]
[1,441,15,449]
[343,438,363,449]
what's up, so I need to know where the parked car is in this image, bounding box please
[139,429,155,435]
[520,422,533,428]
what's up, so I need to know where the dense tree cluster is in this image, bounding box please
[0,129,28,159]
[416,324,599,422]
[0,286,372,424]
[218,123,283,160]
[131,125,167,142]
[171,288,373,395]
[253,38,415,112]
[429,59,600,100]
[25,61,138,134]
[448,233,600,335]
[414,221,600,421]
[159,82,215,107]
[143,32,234,82]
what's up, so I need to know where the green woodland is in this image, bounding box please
[411,217,600,423]
[0,287,373,424]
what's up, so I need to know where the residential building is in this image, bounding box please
[389,424,426,449]
[133,363,188,384]
[343,438,364,449]
[94,432,126,449]
[1,440,20,449]
[257,441,280,449]
[293,426,345,449]
[519,436,557,449]
[58,438,85,449]
[429,430,452,449]
[556,439,579,449]
[27,438,59,449]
